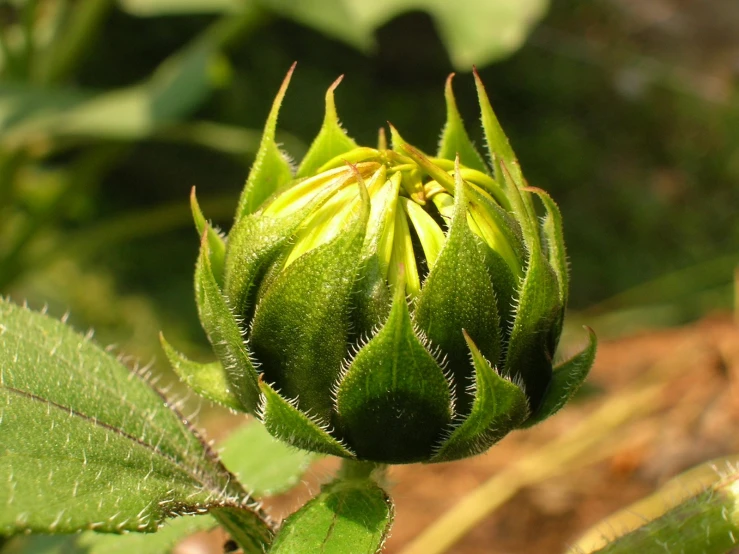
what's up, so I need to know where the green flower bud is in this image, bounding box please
[162,64,597,464]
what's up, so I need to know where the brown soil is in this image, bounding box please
[180,314,739,554]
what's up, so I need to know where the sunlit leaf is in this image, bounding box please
[269,479,393,554]
[1,33,225,147]
[118,0,548,69]
[0,299,270,544]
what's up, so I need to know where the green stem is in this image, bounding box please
[211,507,275,554]
[339,459,388,482]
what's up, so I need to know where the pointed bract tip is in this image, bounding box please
[190,188,208,236]
[377,127,387,150]
[276,62,297,100]
[328,74,345,92]
[388,122,409,151]
[472,66,488,96]
[444,74,459,108]
[323,75,344,119]
[346,161,370,199]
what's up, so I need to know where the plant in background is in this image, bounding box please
[163,64,596,467]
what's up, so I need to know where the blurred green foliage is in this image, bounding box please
[0,0,736,365]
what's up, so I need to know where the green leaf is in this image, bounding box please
[258,380,355,458]
[0,299,269,540]
[195,237,260,413]
[502,256,559,411]
[120,1,547,68]
[296,75,358,178]
[258,0,548,70]
[350,167,396,339]
[249,183,370,422]
[526,186,569,308]
[210,506,275,554]
[522,327,596,428]
[191,188,226,286]
[414,163,501,416]
[570,457,739,554]
[2,515,217,553]
[160,333,242,411]
[437,74,486,172]
[464,182,525,281]
[473,69,521,185]
[224,174,349,321]
[269,479,393,554]
[219,420,318,497]
[336,278,452,464]
[432,331,528,462]
[2,44,222,148]
[235,64,295,221]
[499,165,562,411]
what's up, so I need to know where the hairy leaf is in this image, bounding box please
[522,327,596,428]
[235,63,295,220]
[296,75,358,178]
[160,334,242,411]
[437,74,486,171]
[269,479,393,554]
[258,380,355,458]
[0,299,270,543]
[414,165,501,416]
[432,332,528,462]
[336,279,452,464]
[250,183,369,421]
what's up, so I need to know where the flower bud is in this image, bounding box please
[162,64,596,464]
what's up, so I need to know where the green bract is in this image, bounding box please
[163,65,597,464]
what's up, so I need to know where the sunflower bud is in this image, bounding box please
[162,64,597,464]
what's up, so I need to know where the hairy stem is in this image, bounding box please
[339,459,388,482]
[211,507,275,554]
[585,469,739,554]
